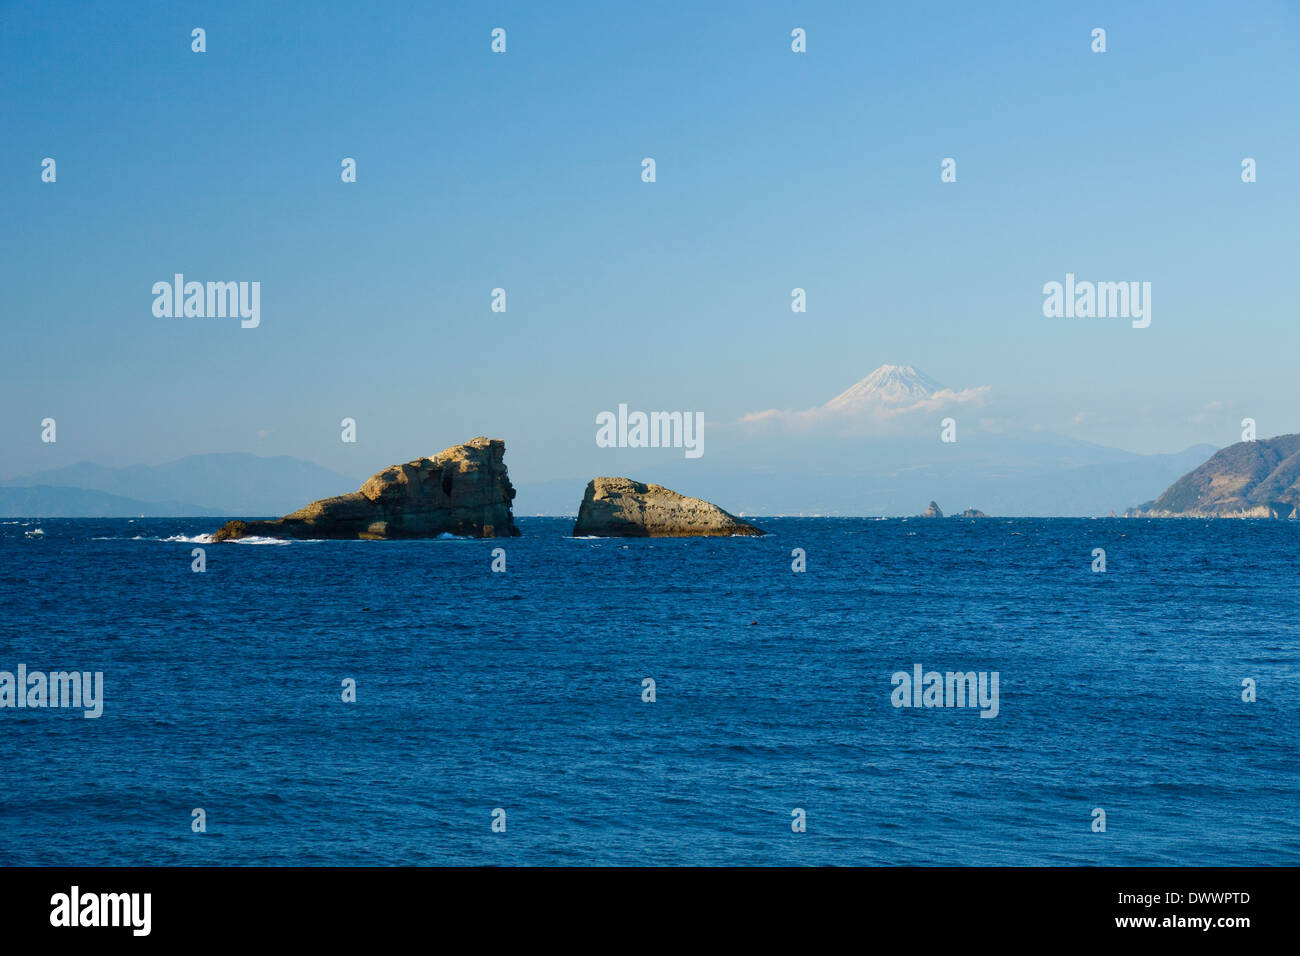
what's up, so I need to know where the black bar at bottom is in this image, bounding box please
[0,866,1280,942]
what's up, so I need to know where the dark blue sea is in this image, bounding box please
[2,517,1297,866]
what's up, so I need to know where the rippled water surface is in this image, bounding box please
[1,517,1296,865]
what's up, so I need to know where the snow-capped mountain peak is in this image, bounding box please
[823,365,947,411]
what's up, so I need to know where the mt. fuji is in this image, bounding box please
[740,364,988,427]
[824,365,951,412]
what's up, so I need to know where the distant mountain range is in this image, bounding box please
[517,440,1218,517]
[0,485,220,518]
[520,365,1221,516]
[0,454,360,517]
[1,367,1237,518]
[1130,434,1300,517]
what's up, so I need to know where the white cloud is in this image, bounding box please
[1187,400,1227,424]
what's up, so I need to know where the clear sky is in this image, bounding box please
[3,0,1298,483]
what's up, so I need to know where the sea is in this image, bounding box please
[1,516,1297,866]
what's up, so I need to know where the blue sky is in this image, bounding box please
[3,0,1298,483]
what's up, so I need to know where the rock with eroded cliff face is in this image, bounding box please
[572,477,764,537]
[213,437,519,540]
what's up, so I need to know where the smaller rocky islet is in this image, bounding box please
[920,502,988,518]
[573,476,764,537]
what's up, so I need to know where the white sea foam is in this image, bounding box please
[93,532,287,544]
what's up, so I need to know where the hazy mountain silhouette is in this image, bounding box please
[0,485,220,518]
[515,366,1220,516]
[1,454,360,517]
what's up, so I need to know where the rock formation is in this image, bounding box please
[572,477,764,537]
[213,437,519,540]
[959,508,988,518]
[922,501,943,518]
[1129,434,1300,517]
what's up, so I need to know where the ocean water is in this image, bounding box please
[1,516,1297,866]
